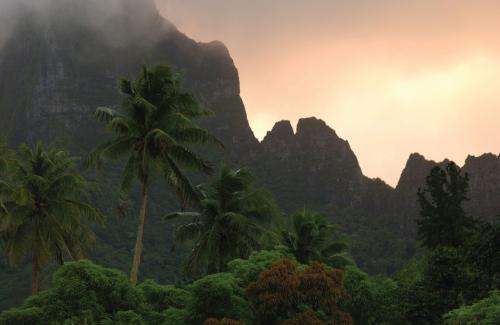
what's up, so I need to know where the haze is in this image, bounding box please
[155,0,500,186]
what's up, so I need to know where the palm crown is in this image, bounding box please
[0,143,103,294]
[281,209,351,268]
[167,165,281,278]
[90,65,221,205]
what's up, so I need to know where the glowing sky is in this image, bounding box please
[155,0,500,186]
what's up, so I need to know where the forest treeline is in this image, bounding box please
[0,65,498,324]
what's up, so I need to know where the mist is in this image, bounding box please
[0,0,163,51]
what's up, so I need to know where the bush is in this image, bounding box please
[138,279,191,312]
[343,265,401,325]
[186,273,252,325]
[0,260,144,324]
[0,307,44,325]
[444,290,500,325]
[228,247,290,286]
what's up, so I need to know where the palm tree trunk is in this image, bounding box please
[32,254,39,295]
[130,179,149,285]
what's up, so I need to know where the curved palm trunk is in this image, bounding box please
[130,180,149,285]
[31,254,39,295]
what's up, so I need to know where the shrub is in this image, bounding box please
[186,273,252,325]
[444,290,500,325]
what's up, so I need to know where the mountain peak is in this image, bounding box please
[263,120,294,142]
[396,153,437,190]
[296,117,339,139]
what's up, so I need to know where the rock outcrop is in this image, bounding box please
[0,0,257,156]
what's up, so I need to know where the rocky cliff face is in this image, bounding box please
[0,0,257,155]
[256,117,395,215]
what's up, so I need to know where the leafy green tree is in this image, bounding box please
[185,273,252,325]
[0,143,103,295]
[89,64,220,285]
[137,279,191,313]
[343,265,401,325]
[400,247,465,325]
[166,165,280,277]
[228,247,291,286]
[417,162,477,249]
[0,260,144,324]
[281,209,351,268]
[444,290,500,325]
[462,220,500,302]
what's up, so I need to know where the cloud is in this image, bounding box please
[0,0,163,51]
[156,0,500,186]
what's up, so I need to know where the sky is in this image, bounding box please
[155,0,500,186]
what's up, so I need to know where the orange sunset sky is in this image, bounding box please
[155,0,500,186]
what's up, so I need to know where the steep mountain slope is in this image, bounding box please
[0,0,257,156]
[255,118,395,215]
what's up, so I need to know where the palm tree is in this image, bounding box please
[0,143,103,295]
[166,165,280,278]
[89,65,220,285]
[281,210,351,268]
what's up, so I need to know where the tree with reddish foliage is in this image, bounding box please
[246,259,302,324]
[246,259,352,325]
[280,310,325,325]
[203,318,243,325]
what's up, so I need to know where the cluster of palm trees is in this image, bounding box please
[0,64,350,295]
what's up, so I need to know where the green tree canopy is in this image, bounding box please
[417,162,477,249]
[444,290,500,325]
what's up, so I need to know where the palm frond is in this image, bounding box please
[172,127,224,147]
[163,212,201,221]
[92,107,119,123]
[168,146,213,174]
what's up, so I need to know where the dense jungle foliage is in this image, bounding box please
[0,65,498,324]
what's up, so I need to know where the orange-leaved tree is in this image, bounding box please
[246,259,352,325]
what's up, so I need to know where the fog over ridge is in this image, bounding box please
[0,0,164,51]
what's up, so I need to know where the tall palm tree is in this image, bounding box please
[0,143,103,295]
[281,210,351,268]
[166,165,281,278]
[89,65,220,285]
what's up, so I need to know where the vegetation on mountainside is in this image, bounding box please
[0,66,499,324]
